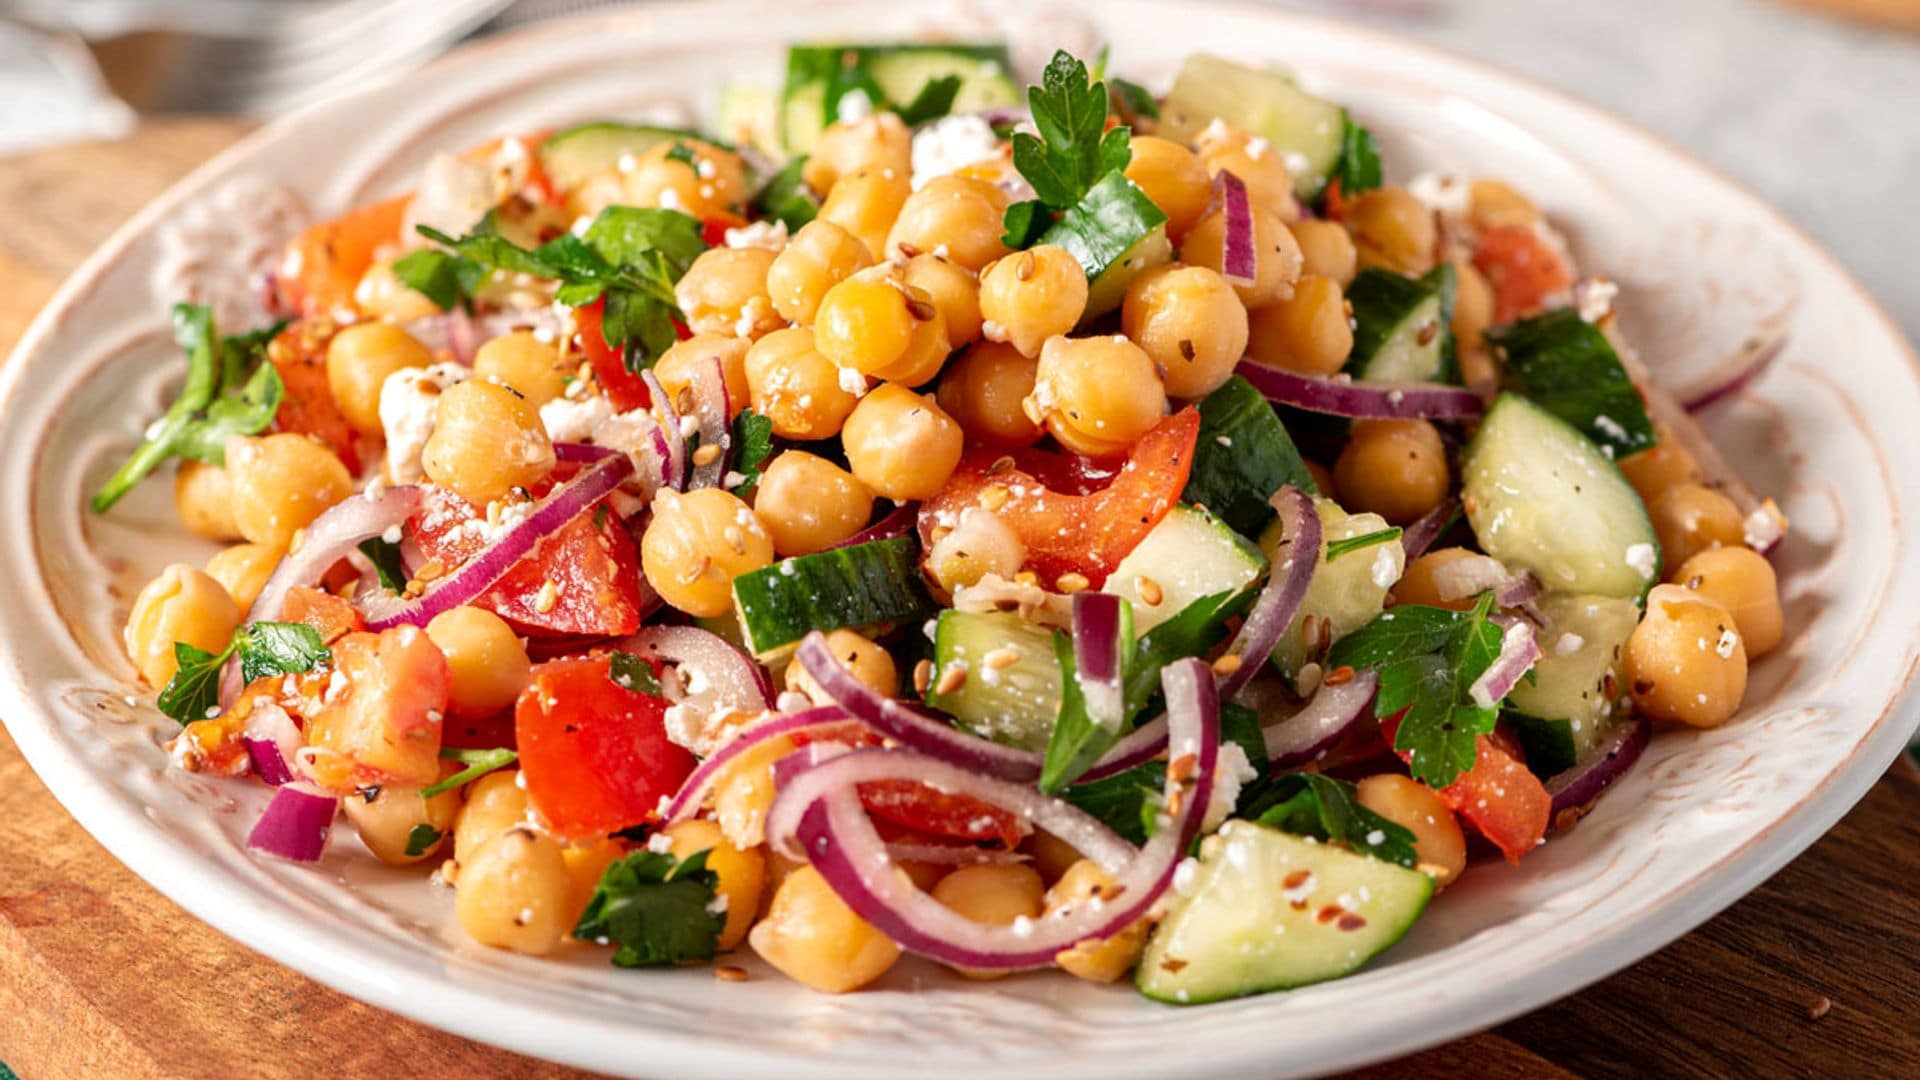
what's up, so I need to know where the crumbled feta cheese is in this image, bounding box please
[725,220,788,252]
[909,114,1001,190]
[1554,632,1586,657]
[834,87,874,123]
[1625,542,1658,580]
[1202,743,1259,831]
[1407,171,1471,228]
[1715,627,1741,659]
[538,393,614,445]
[1575,276,1620,323]
[378,362,467,483]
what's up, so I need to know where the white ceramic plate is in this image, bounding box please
[4,3,1918,1077]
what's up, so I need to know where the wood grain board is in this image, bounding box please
[1,121,1915,1080]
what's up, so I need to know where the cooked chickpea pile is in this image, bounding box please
[117,59,1787,999]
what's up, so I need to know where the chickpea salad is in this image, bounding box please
[103,44,1790,1002]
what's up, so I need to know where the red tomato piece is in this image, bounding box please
[575,299,652,412]
[858,779,1032,850]
[919,408,1201,586]
[410,484,643,638]
[275,194,409,320]
[514,656,695,839]
[265,324,364,473]
[304,627,450,792]
[1381,712,1551,865]
[280,585,364,643]
[1472,223,1574,324]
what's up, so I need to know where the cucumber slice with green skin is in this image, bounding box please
[1105,505,1266,636]
[1183,375,1318,538]
[1138,822,1433,1004]
[1488,308,1656,461]
[781,44,1017,154]
[1038,172,1171,317]
[1506,592,1639,774]
[1345,265,1458,383]
[731,536,934,659]
[1461,394,1661,599]
[538,123,721,195]
[926,610,1061,752]
[1157,53,1348,201]
[1264,498,1404,684]
[717,83,782,156]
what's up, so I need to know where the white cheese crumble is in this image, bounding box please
[1202,743,1258,831]
[909,114,1001,190]
[834,87,874,123]
[378,362,468,483]
[725,219,789,251]
[1575,276,1620,323]
[1625,542,1658,580]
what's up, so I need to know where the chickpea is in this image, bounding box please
[1619,437,1700,507]
[1182,204,1304,307]
[1674,546,1783,658]
[1354,774,1467,887]
[766,219,875,326]
[713,733,798,851]
[1305,459,1337,503]
[562,838,623,925]
[932,863,1046,979]
[804,113,912,197]
[813,268,917,378]
[1288,218,1358,286]
[1124,135,1212,241]
[1345,186,1437,275]
[1245,274,1354,377]
[640,487,775,617]
[1469,177,1542,232]
[354,258,443,322]
[426,607,533,720]
[675,246,781,340]
[743,327,860,441]
[753,451,875,556]
[204,542,281,612]
[841,384,965,500]
[1391,547,1479,611]
[472,329,568,407]
[749,865,900,993]
[1027,335,1168,458]
[871,307,952,389]
[1335,419,1451,525]
[1045,859,1149,983]
[1451,260,1495,355]
[1194,125,1298,220]
[327,322,434,434]
[885,174,1010,272]
[935,341,1042,446]
[1122,264,1248,399]
[926,505,1027,592]
[665,818,768,951]
[1624,585,1748,728]
[1024,830,1083,885]
[817,164,912,261]
[619,138,748,219]
[422,380,555,506]
[978,246,1089,358]
[343,770,461,866]
[785,628,898,705]
[654,334,753,419]
[453,769,529,868]
[123,564,242,689]
[173,460,240,541]
[227,433,354,549]
[902,253,983,345]
[455,826,573,955]
[1649,482,1744,568]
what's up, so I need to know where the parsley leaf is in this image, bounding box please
[1061,761,1167,845]
[1110,77,1159,122]
[573,849,724,967]
[391,247,487,312]
[895,74,963,126]
[1324,527,1403,562]
[664,141,697,166]
[154,620,331,723]
[1011,51,1131,212]
[751,156,819,231]
[92,304,286,512]
[1123,588,1253,717]
[425,747,518,798]
[1326,594,1507,787]
[608,651,665,697]
[155,642,227,723]
[1326,111,1383,199]
[999,198,1050,248]
[725,409,775,497]
[357,537,408,593]
[1242,773,1418,868]
[404,824,444,857]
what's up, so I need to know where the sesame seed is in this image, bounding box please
[913,658,933,695]
[692,443,723,466]
[936,664,968,695]
[534,580,559,613]
[724,524,747,554]
[1210,653,1243,677]
[983,646,1021,670]
[1056,572,1090,593]
[714,965,750,982]
[979,485,1010,511]
[1136,575,1164,607]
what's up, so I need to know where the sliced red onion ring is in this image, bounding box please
[1216,171,1257,286]
[1469,617,1542,707]
[686,357,731,489]
[642,369,688,490]
[1263,670,1378,768]
[1236,361,1485,420]
[242,701,301,787]
[1217,486,1319,701]
[660,706,850,826]
[1627,355,1787,554]
[612,624,772,714]
[773,658,1219,970]
[1679,337,1784,413]
[1075,714,1168,783]
[247,781,338,862]
[828,501,918,550]
[885,843,1030,866]
[1430,552,1541,610]
[1547,715,1652,824]
[1072,592,1129,732]
[357,454,632,630]
[1400,497,1459,560]
[554,441,620,462]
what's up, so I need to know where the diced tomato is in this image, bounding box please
[575,298,652,412]
[410,483,644,638]
[701,210,749,247]
[280,586,364,643]
[514,656,695,838]
[919,408,1201,585]
[1381,712,1551,864]
[304,627,449,792]
[265,323,364,472]
[1472,223,1574,324]
[858,780,1032,849]
[441,709,518,752]
[275,194,409,320]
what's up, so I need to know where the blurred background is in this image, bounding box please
[0,0,1916,341]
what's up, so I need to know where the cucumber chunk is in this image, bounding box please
[1038,172,1171,318]
[1264,498,1404,684]
[538,122,716,195]
[1105,505,1266,635]
[781,44,1017,154]
[1506,592,1639,771]
[1183,375,1318,538]
[1461,394,1660,599]
[731,536,933,659]
[1488,307,1655,460]
[1138,822,1433,1004]
[717,83,781,155]
[1346,265,1457,383]
[1157,53,1347,200]
[926,611,1061,751]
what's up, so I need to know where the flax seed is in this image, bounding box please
[1168,753,1197,783]
[979,484,1010,511]
[1014,569,1039,587]
[986,455,1016,476]
[1323,665,1356,687]
[714,965,750,982]
[935,664,968,695]
[1016,250,1036,281]
[534,580,559,614]
[1282,869,1312,889]
[1136,575,1164,607]
[983,647,1021,670]
[913,658,933,695]
[723,524,747,554]
[1055,572,1090,593]
[1210,653,1243,677]
[414,558,446,583]
[692,443,723,467]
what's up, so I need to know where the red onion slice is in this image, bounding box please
[1400,497,1459,560]
[247,781,338,862]
[1469,616,1542,707]
[1216,171,1257,286]
[660,706,850,826]
[1430,552,1541,610]
[242,701,301,786]
[773,658,1220,970]
[1236,361,1485,420]
[686,357,731,490]
[1075,714,1168,783]
[1678,338,1785,413]
[1263,670,1379,768]
[611,624,773,715]
[1547,715,1652,824]
[642,369,688,491]
[1071,592,1129,732]
[827,501,918,550]
[1627,354,1786,554]
[358,454,633,630]
[1217,486,1320,701]
[554,441,620,463]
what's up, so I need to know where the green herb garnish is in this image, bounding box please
[424,747,519,798]
[573,849,725,967]
[725,409,775,497]
[155,620,330,723]
[608,651,665,697]
[1324,527,1403,562]
[1242,773,1418,867]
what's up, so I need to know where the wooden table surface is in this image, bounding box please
[1,121,1916,1080]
